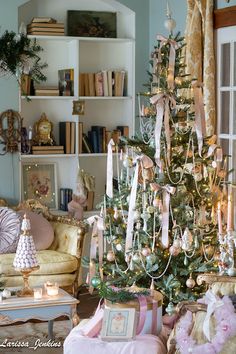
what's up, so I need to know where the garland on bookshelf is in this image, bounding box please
[79,123,129,154]
[79,70,126,97]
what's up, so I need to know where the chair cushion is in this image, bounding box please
[0,207,21,254]
[0,250,78,276]
[17,210,54,251]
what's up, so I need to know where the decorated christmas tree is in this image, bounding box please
[86,31,234,309]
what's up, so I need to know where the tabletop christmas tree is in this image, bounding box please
[86,31,234,309]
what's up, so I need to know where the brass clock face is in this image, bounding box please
[34,113,53,145]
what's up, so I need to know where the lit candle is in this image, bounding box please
[33,288,42,299]
[227,193,233,232]
[217,202,223,234]
[47,284,59,296]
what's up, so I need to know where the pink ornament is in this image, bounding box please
[107,250,115,262]
[141,247,151,257]
[169,245,180,256]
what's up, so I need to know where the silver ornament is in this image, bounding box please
[186,277,196,289]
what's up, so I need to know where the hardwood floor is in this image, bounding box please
[77,288,100,319]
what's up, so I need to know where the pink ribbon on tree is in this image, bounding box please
[106,139,115,198]
[125,160,140,256]
[157,35,179,90]
[87,215,105,293]
[150,93,176,167]
[192,81,206,156]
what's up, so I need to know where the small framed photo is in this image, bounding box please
[72,100,85,115]
[101,308,137,342]
[22,163,58,209]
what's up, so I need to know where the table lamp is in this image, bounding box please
[13,214,40,296]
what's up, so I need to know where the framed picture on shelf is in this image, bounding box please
[101,308,137,342]
[22,163,58,209]
[67,10,117,38]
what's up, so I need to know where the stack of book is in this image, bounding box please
[78,123,129,154]
[31,145,64,155]
[27,17,65,36]
[34,86,59,96]
[79,70,126,97]
[59,121,76,154]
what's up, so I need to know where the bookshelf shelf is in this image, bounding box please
[21,96,76,100]
[18,0,135,209]
[20,154,77,160]
[80,96,132,100]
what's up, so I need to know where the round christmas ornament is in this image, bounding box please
[169,245,180,256]
[141,246,151,257]
[115,243,122,251]
[91,276,101,288]
[186,275,196,289]
[107,250,115,262]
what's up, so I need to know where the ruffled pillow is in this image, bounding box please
[0,207,21,254]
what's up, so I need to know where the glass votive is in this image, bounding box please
[46,283,59,296]
[33,288,43,300]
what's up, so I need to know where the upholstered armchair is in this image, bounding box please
[0,199,86,296]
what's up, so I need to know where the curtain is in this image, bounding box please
[185,0,215,136]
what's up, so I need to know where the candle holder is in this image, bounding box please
[33,287,43,299]
[13,214,40,297]
[46,282,59,296]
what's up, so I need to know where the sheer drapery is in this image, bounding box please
[185,0,215,135]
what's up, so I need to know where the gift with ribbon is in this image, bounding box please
[105,287,163,336]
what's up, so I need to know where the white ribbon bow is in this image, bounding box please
[203,290,224,341]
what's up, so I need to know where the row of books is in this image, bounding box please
[59,121,76,154]
[60,188,73,211]
[27,18,65,36]
[34,85,59,96]
[79,70,126,97]
[79,124,129,154]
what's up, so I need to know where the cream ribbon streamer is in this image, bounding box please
[106,139,115,198]
[87,215,105,293]
[161,184,176,248]
[192,81,206,156]
[149,182,176,248]
[125,160,140,257]
[150,93,176,166]
[202,290,224,341]
[157,35,179,90]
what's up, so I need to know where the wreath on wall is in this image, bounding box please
[0,30,47,85]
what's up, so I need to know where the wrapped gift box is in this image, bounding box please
[105,289,163,335]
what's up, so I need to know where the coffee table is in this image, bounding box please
[0,288,79,339]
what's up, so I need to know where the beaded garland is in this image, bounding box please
[175,294,236,354]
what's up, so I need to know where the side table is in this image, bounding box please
[0,288,79,339]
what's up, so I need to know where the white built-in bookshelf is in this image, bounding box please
[18,0,135,211]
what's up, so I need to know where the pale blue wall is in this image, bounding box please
[216,0,236,8]
[149,0,187,50]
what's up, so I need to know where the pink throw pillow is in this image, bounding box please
[0,207,21,254]
[18,210,54,250]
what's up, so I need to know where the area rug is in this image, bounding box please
[0,320,71,353]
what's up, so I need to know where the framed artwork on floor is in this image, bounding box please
[22,163,58,209]
[101,308,137,341]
